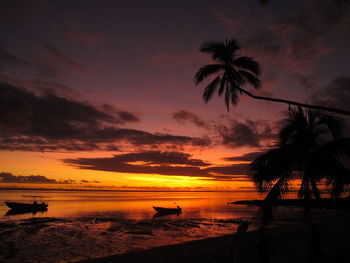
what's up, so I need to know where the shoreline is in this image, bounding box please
[79,210,350,263]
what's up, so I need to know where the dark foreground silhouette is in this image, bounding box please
[79,211,350,263]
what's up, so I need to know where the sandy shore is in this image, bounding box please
[79,210,350,263]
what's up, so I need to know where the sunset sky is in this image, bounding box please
[1,0,349,190]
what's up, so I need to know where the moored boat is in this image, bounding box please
[5,195,48,211]
[153,206,182,214]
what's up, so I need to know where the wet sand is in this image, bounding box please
[80,210,350,263]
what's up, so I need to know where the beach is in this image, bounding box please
[1,190,349,263]
[80,209,350,263]
[0,190,257,263]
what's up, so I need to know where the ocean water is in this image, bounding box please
[0,190,261,263]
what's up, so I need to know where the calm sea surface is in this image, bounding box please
[0,190,260,221]
[0,190,263,263]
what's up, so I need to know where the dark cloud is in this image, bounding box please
[200,175,251,182]
[312,76,350,136]
[80,179,100,184]
[117,111,141,123]
[224,151,265,162]
[243,0,350,74]
[321,76,350,111]
[0,83,209,151]
[173,110,276,148]
[173,110,210,129]
[64,151,253,181]
[64,151,212,177]
[217,119,275,148]
[0,172,69,184]
[0,82,138,134]
[99,151,211,166]
[203,163,251,176]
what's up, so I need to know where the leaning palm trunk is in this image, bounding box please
[237,87,350,116]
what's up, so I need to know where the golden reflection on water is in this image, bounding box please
[0,190,261,220]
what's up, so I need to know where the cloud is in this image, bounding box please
[0,172,101,185]
[172,110,276,148]
[246,1,349,73]
[80,179,100,184]
[0,172,69,184]
[224,151,265,162]
[319,76,350,111]
[64,150,254,181]
[99,151,211,166]
[312,76,350,136]
[0,82,137,133]
[64,151,212,177]
[218,119,276,148]
[203,163,251,176]
[173,110,209,129]
[0,83,209,151]
[214,0,350,93]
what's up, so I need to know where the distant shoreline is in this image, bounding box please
[0,187,261,193]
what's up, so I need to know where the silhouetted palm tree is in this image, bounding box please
[195,38,350,116]
[251,107,350,225]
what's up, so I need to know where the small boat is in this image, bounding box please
[5,195,48,212]
[153,205,182,214]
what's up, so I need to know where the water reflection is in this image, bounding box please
[0,190,260,221]
[5,208,48,217]
[153,211,181,218]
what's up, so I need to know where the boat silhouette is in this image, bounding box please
[153,206,182,217]
[5,195,48,213]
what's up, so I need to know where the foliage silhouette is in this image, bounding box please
[251,107,350,226]
[195,38,350,116]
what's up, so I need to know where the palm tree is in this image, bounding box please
[251,106,350,226]
[195,38,350,116]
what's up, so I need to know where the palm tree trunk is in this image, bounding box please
[237,87,350,116]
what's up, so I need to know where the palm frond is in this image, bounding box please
[233,56,261,75]
[224,83,231,111]
[200,41,224,53]
[251,147,296,192]
[218,73,227,96]
[202,76,221,103]
[229,83,240,105]
[199,39,240,63]
[225,38,241,56]
[315,138,350,159]
[298,176,312,199]
[194,64,224,84]
[316,112,344,140]
[309,154,350,197]
[238,70,261,89]
[258,174,291,227]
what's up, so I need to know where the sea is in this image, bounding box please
[0,190,299,263]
